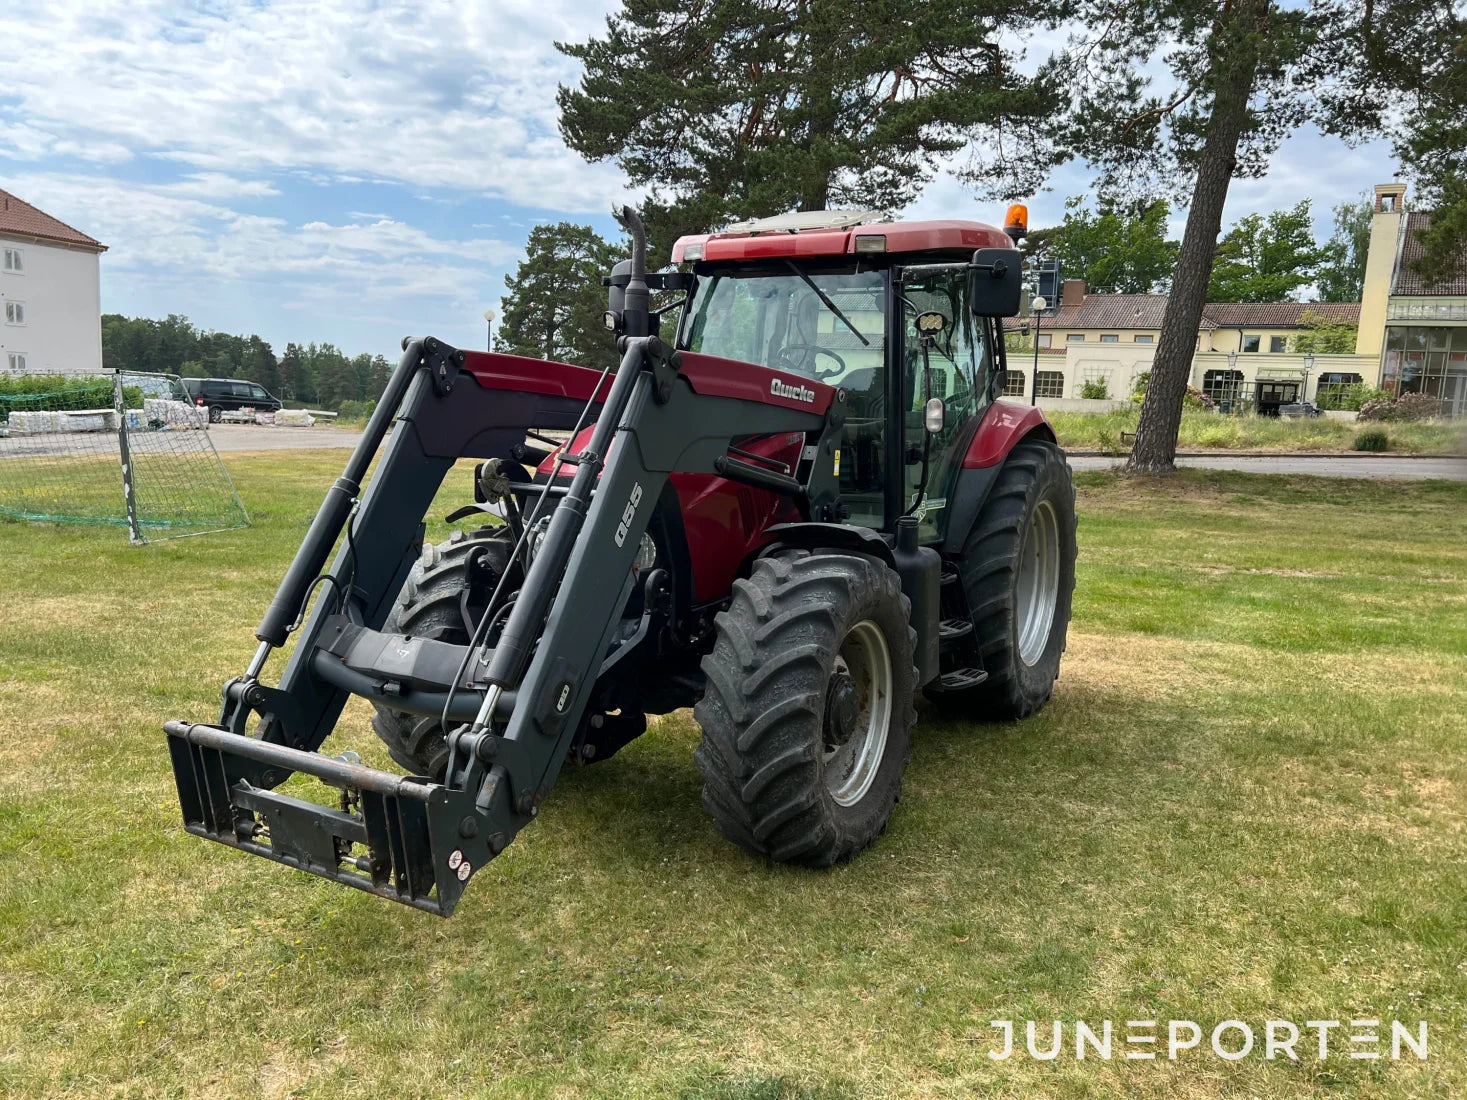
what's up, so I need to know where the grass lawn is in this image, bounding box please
[1047,408,1467,455]
[2,451,1465,1098]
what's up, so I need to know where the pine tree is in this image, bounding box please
[496,223,625,371]
[997,0,1455,473]
[1315,0,1466,285]
[557,0,1057,261]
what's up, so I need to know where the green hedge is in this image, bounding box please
[0,376,143,420]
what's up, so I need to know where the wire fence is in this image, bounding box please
[0,370,249,543]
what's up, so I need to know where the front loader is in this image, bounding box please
[165,204,1077,916]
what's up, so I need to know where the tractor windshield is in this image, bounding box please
[678,266,886,381]
[679,264,889,527]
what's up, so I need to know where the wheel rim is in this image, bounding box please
[824,619,893,807]
[1015,498,1061,666]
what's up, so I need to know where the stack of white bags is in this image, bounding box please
[144,399,209,429]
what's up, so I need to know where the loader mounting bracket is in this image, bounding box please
[420,335,465,397]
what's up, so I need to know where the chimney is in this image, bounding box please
[1374,181,1405,214]
[1061,279,1086,309]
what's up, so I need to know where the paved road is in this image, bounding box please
[209,426,1465,480]
[1069,454,1467,480]
[8,423,1461,480]
[207,424,364,451]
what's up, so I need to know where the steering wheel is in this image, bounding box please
[774,343,847,381]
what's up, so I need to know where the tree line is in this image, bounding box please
[101,314,391,409]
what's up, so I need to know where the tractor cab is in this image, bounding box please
[671,212,1023,543]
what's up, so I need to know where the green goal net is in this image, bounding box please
[0,371,249,543]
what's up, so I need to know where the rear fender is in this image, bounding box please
[942,402,1058,555]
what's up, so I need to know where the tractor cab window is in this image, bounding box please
[900,268,989,542]
[680,264,889,528]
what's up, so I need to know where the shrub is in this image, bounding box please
[1184,385,1216,411]
[1080,377,1110,400]
[1353,427,1391,452]
[0,375,142,420]
[1318,381,1391,412]
[1357,391,1446,422]
[335,399,377,423]
[1394,391,1445,421]
[1128,370,1214,410]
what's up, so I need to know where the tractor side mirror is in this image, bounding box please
[968,247,1024,318]
[605,259,632,315]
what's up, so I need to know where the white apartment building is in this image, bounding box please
[0,189,107,376]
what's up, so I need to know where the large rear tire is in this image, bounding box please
[935,438,1076,719]
[370,527,511,777]
[693,551,917,866]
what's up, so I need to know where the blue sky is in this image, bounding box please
[1,1,1400,361]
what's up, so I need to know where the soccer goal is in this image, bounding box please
[0,370,249,543]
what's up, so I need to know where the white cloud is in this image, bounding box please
[1,171,517,334]
[0,0,631,212]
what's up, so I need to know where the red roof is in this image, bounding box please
[1015,294,1358,332]
[0,189,106,251]
[1041,293,1195,331]
[1201,301,1360,327]
[1394,212,1467,296]
[672,218,1012,263]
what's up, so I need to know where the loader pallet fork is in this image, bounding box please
[164,204,1078,916]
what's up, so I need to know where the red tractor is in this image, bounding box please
[166,205,1077,915]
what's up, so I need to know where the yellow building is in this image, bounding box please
[1356,182,1467,418]
[1007,280,1364,413]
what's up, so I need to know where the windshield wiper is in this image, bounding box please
[781,258,870,347]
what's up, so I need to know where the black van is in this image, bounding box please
[182,378,284,422]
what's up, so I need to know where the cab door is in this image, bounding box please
[899,268,991,543]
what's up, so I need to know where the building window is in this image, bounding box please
[1034,371,1065,399]
[2,248,22,273]
[1036,333,1051,349]
[4,300,24,325]
[1203,368,1246,403]
[6,352,24,371]
[1269,336,1288,353]
[1316,372,1364,409]
[1241,335,1261,352]
[1066,333,1084,343]
[1100,334,1119,343]
[1002,369,1026,397]
[1134,334,1153,344]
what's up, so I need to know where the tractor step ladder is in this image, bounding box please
[936,667,988,691]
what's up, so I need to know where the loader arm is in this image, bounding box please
[166,335,846,915]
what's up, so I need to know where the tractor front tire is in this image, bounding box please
[938,439,1076,719]
[370,527,511,778]
[693,552,917,866]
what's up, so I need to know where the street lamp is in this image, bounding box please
[483,307,497,351]
[1029,295,1047,406]
[1301,351,1315,402]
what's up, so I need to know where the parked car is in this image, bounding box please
[182,378,283,422]
[1278,401,1326,419]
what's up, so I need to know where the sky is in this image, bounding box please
[1,0,1402,361]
